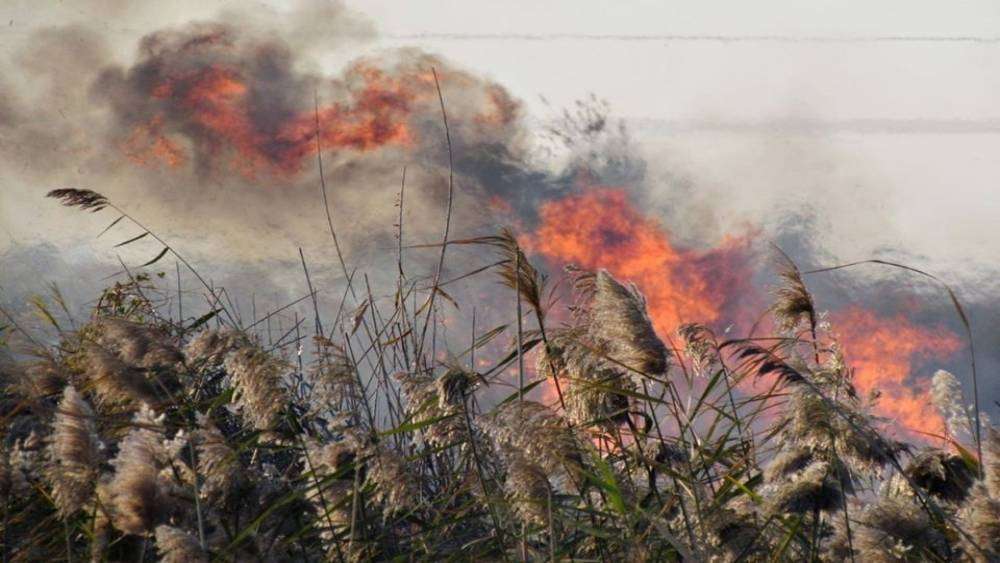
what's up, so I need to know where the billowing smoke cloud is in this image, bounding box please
[0,1,547,277]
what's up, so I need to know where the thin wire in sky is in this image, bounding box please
[388,32,1000,44]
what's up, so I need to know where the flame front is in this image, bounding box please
[529,186,962,440]
[833,307,962,438]
[530,187,751,336]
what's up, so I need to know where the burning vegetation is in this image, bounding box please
[0,182,991,561]
[0,10,991,562]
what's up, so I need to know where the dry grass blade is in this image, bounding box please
[730,342,804,385]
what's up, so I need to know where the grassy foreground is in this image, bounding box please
[0,189,997,562]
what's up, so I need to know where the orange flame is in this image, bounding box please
[832,307,962,438]
[126,62,429,178]
[530,187,750,337]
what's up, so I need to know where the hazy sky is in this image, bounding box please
[350,1,1000,281]
[1,0,998,288]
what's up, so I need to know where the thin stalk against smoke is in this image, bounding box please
[416,68,455,367]
[516,251,525,402]
[397,166,406,282]
[299,248,324,336]
[314,91,355,302]
[463,309,507,552]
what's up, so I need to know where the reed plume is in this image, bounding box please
[102,404,171,535]
[194,413,240,501]
[95,319,183,369]
[538,327,632,428]
[982,425,1000,497]
[184,328,247,366]
[305,436,359,534]
[155,525,207,562]
[366,445,419,514]
[571,268,668,376]
[307,335,360,416]
[764,460,845,515]
[494,227,546,318]
[900,449,975,504]
[850,496,948,562]
[223,345,289,432]
[931,369,973,442]
[958,486,1000,560]
[81,344,159,407]
[396,369,469,448]
[504,454,552,528]
[677,322,718,377]
[11,359,65,400]
[47,385,102,516]
[772,249,817,334]
[46,188,110,212]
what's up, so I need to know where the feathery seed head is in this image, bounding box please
[48,385,103,516]
[184,328,247,366]
[583,269,668,376]
[46,188,110,212]
[155,525,207,563]
[931,369,972,441]
[223,345,289,432]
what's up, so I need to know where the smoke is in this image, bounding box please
[1,1,997,430]
[0,1,548,277]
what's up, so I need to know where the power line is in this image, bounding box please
[622,117,1000,135]
[388,32,1000,44]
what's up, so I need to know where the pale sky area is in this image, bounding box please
[1,0,998,290]
[353,1,1000,281]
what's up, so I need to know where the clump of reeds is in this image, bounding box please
[849,496,949,562]
[537,327,632,428]
[481,399,582,480]
[3,208,995,561]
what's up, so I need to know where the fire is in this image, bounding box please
[530,187,750,337]
[832,307,962,438]
[122,116,186,168]
[124,62,429,178]
[527,186,751,408]
[527,186,963,441]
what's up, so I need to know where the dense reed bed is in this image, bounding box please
[0,187,995,562]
